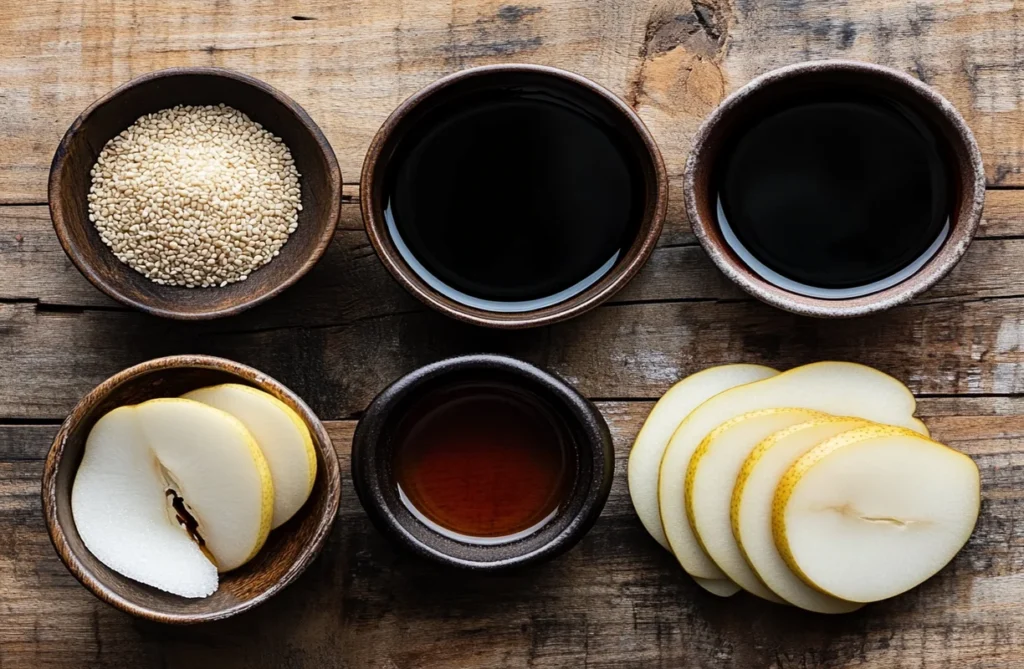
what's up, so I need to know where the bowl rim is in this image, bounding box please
[359,63,669,329]
[350,353,614,569]
[47,66,343,320]
[683,58,987,318]
[40,354,342,624]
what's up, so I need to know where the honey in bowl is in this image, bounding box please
[392,380,578,543]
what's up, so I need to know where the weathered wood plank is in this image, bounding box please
[4,190,1024,315]
[5,284,1024,420]
[4,2,1024,666]
[4,0,1024,204]
[1,395,1021,668]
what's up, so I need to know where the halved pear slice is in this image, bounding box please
[660,362,927,580]
[694,577,741,597]
[183,384,317,529]
[72,399,274,597]
[685,408,826,602]
[732,417,868,613]
[774,425,980,603]
[628,364,778,549]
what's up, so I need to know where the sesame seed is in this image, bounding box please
[87,104,302,288]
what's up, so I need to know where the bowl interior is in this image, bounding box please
[352,355,613,569]
[50,69,340,319]
[45,358,340,622]
[362,66,666,328]
[687,63,983,316]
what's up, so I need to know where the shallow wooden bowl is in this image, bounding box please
[49,67,342,319]
[683,60,985,318]
[41,355,342,624]
[361,64,668,329]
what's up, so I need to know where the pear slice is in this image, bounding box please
[628,364,778,549]
[71,399,274,597]
[685,408,826,602]
[694,577,741,597]
[732,417,868,613]
[774,425,980,603]
[660,362,927,580]
[183,384,317,529]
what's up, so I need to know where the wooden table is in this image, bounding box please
[2,1,1023,667]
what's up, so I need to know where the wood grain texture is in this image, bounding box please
[3,0,1024,666]
[4,0,1024,203]
[2,397,1023,668]
[5,194,1024,419]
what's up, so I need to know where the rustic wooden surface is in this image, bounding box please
[2,0,1024,667]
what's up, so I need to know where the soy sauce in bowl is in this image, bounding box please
[361,64,668,328]
[715,90,954,299]
[684,60,985,318]
[383,81,646,312]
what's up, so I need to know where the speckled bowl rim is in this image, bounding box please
[683,59,986,318]
[351,354,614,570]
[41,355,342,624]
[360,64,668,329]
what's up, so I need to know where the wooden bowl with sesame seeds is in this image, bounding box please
[48,67,342,319]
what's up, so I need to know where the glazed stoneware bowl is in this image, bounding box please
[684,59,986,318]
[351,354,614,569]
[41,355,342,624]
[361,64,668,329]
[49,67,342,319]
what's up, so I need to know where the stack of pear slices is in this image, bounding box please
[71,384,317,599]
[628,362,981,612]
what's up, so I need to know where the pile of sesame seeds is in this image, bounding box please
[87,103,302,288]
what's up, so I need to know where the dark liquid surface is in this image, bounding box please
[715,93,953,294]
[392,381,577,541]
[384,85,645,310]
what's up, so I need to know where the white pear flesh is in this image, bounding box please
[732,417,868,613]
[694,577,741,597]
[774,425,980,603]
[686,408,826,602]
[659,361,927,580]
[628,364,778,549]
[72,399,274,598]
[71,406,219,598]
[183,384,317,529]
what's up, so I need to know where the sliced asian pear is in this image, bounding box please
[659,361,927,580]
[694,577,741,597]
[773,425,980,603]
[732,417,869,613]
[628,364,778,549]
[71,399,274,597]
[183,384,317,529]
[685,408,826,602]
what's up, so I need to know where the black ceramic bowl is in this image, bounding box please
[351,354,613,570]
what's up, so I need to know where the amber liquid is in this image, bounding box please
[392,381,577,542]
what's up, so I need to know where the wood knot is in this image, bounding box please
[626,1,729,111]
[646,1,726,59]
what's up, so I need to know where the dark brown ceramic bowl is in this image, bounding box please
[684,59,986,318]
[49,67,342,319]
[360,64,668,329]
[41,355,341,624]
[351,354,614,569]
